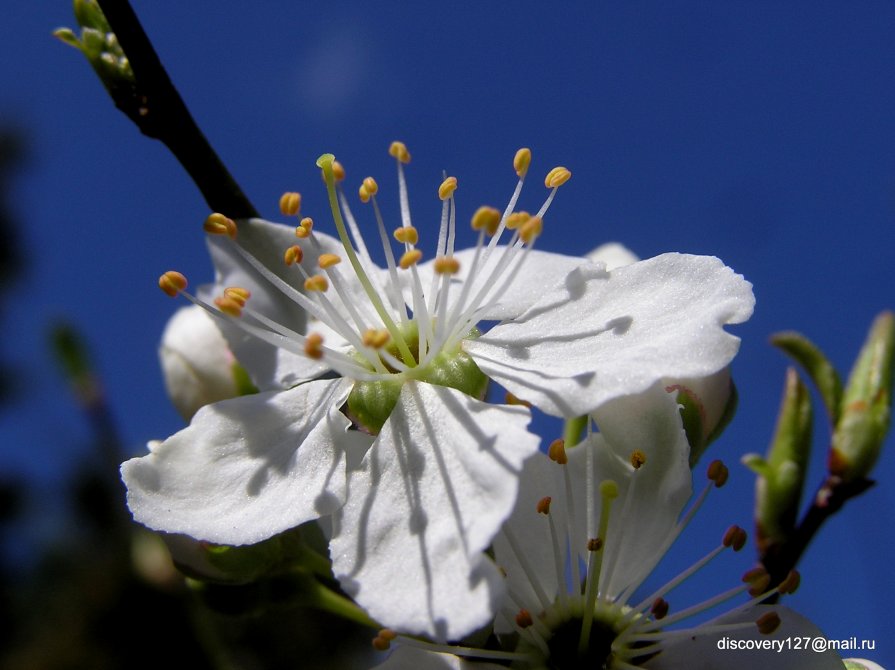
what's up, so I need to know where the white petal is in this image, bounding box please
[121,378,353,545]
[414,247,589,321]
[587,242,640,269]
[650,605,844,670]
[582,384,692,597]
[466,253,755,417]
[373,646,505,670]
[203,218,344,389]
[329,382,539,641]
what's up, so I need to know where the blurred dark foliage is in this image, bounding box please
[0,128,24,403]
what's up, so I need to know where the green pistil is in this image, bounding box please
[317,153,417,366]
[579,480,619,655]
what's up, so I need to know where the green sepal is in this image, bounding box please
[830,311,894,482]
[231,361,259,396]
[742,367,812,548]
[771,330,843,424]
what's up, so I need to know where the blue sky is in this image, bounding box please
[3,1,894,664]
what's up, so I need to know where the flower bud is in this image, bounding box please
[159,305,248,421]
[742,367,812,550]
[830,311,894,482]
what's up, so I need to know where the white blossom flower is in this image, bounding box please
[373,384,843,669]
[122,144,753,641]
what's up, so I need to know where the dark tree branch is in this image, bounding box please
[95,0,258,218]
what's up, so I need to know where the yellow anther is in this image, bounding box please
[600,479,619,500]
[214,295,244,318]
[362,328,390,349]
[393,226,419,245]
[706,459,729,488]
[756,611,781,636]
[295,217,314,239]
[158,271,187,297]
[362,177,379,196]
[331,160,346,183]
[548,438,568,464]
[651,598,669,620]
[630,449,647,469]
[544,166,572,188]
[300,217,314,231]
[438,176,458,200]
[223,287,251,306]
[399,249,423,269]
[536,496,552,515]
[304,275,329,292]
[515,609,533,629]
[279,191,301,217]
[587,537,603,552]
[434,256,461,275]
[284,245,304,266]
[519,216,543,244]
[318,253,342,269]
[743,568,771,597]
[371,636,390,652]
[505,211,531,230]
[504,392,532,408]
[358,184,371,203]
[379,629,397,642]
[514,147,532,178]
[471,206,501,236]
[203,212,237,238]
[722,525,747,551]
[778,570,801,595]
[388,140,411,163]
[304,332,325,359]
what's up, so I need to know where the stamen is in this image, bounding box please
[362,328,390,349]
[284,245,304,265]
[537,496,552,515]
[279,191,301,217]
[504,392,532,408]
[331,161,346,182]
[707,459,729,487]
[630,449,647,469]
[158,270,187,297]
[393,226,419,245]
[358,184,371,203]
[318,253,342,269]
[214,295,244,318]
[399,249,423,269]
[203,212,237,238]
[304,275,329,292]
[362,176,379,196]
[505,211,531,230]
[438,176,458,200]
[544,166,572,188]
[295,217,313,239]
[470,206,501,236]
[579,478,618,654]
[519,216,543,244]
[756,611,781,635]
[651,597,669,620]
[304,332,324,359]
[742,567,771,597]
[515,609,534,628]
[434,257,460,275]
[514,147,532,178]
[777,569,801,595]
[388,140,411,163]
[548,438,568,465]
[223,287,250,306]
[722,525,747,552]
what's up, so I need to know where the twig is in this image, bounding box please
[95,0,258,218]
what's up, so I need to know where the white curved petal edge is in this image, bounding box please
[373,646,505,670]
[651,605,844,670]
[844,660,887,670]
[584,383,692,596]
[202,218,344,390]
[329,381,539,642]
[121,378,353,546]
[414,247,589,321]
[159,305,240,421]
[466,253,755,417]
[587,242,640,269]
